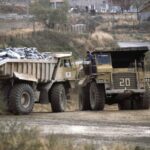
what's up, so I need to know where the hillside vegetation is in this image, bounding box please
[0,6,149,58]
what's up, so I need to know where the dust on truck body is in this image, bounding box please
[79,45,150,111]
[0,52,77,114]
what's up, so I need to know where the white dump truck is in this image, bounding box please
[0,52,77,115]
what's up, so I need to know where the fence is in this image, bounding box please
[52,24,87,34]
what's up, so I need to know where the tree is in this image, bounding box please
[0,0,9,10]
[132,0,149,20]
[30,0,68,28]
[0,0,9,5]
[132,0,149,12]
[114,0,149,14]
[111,0,133,13]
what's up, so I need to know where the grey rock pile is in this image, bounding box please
[0,47,52,61]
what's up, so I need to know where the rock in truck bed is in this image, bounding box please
[0,47,53,60]
[0,47,57,83]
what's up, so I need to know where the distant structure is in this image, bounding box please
[50,0,64,8]
[30,0,38,3]
[109,0,134,12]
[68,0,110,13]
[68,0,136,13]
[139,0,150,21]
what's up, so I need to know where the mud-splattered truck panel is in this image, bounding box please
[0,59,56,82]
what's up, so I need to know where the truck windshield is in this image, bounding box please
[96,54,111,65]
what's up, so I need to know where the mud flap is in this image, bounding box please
[39,89,49,104]
[39,82,54,104]
[13,72,38,82]
[78,76,91,87]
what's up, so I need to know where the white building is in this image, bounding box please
[50,0,64,9]
[68,0,110,12]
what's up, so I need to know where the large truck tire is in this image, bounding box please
[90,82,105,110]
[50,84,67,112]
[132,98,142,110]
[118,99,132,110]
[2,85,12,112]
[9,84,34,115]
[79,86,91,110]
[142,92,150,109]
[132,93,150,110]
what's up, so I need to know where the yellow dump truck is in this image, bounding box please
[79,44,150,111]
[0,52,77,115]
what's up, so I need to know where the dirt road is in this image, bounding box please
[0,107,150,148]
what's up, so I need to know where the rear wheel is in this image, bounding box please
[132,100,142,110]
[50,84,67,112]
[90,82,105,110]
[79,86,91,110]
[9,84,34,115]
[1,85,12,112]
[142,92,150,109]
[132,93,150,110]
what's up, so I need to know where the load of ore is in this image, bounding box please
[0,47,52,61]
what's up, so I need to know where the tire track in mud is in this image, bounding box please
[0,110,150,147]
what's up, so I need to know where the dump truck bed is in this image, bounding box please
[0,58,57,83]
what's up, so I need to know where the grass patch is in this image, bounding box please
[0,122,42,150]
[0,121,149,150]
[0,30,88,58]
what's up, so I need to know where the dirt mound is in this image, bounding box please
[84,31,116,50]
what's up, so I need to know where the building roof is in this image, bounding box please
[94,42,150,53]
[50,0,64,3]
[44,52,72,58]
[54,52,72,58]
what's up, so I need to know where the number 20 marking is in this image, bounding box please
[120,78,131,87]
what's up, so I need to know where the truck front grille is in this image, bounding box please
[112,73,137,89]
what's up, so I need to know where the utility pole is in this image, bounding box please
[27,0,30,17]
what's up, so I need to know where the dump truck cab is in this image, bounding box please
[79,43,150,111]
[93,47,147,95]
[53,52,77,83]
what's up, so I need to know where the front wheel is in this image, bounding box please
[9,84,35,115]
[50,84,67,112]
[90,82,105,110]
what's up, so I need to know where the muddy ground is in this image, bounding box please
[0,105,150,149]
